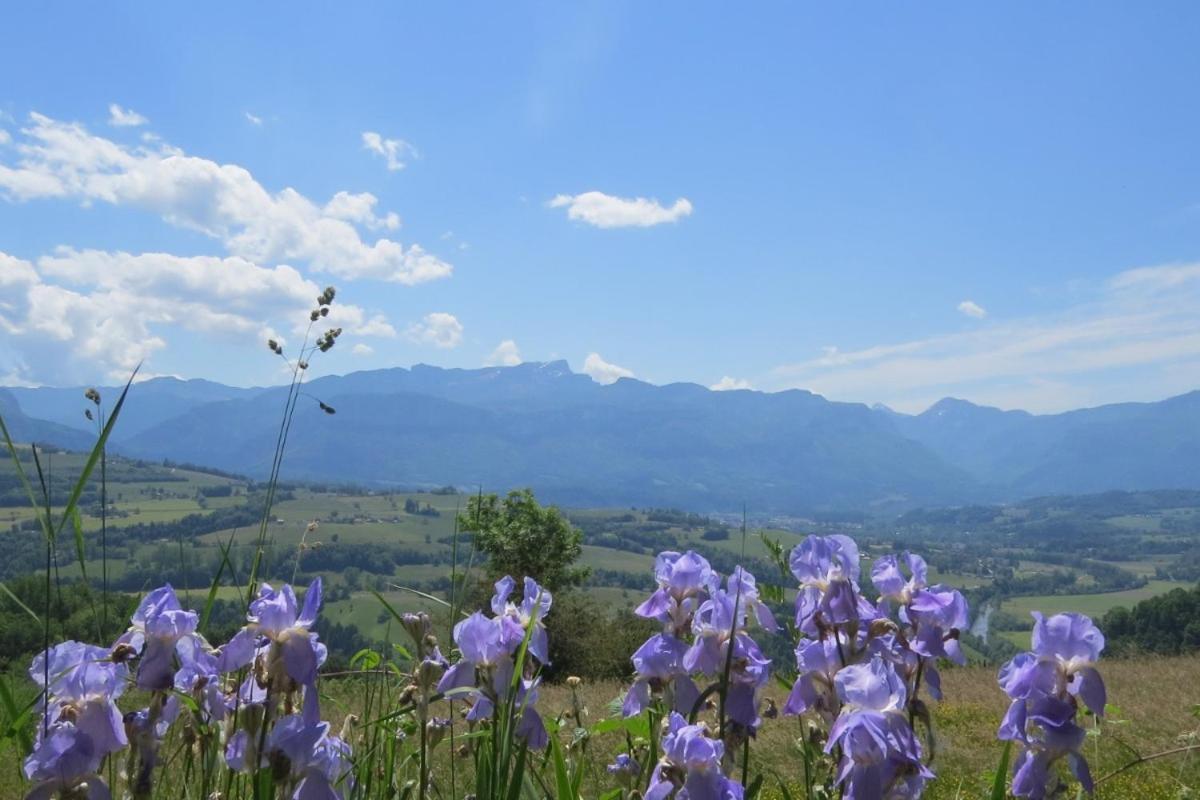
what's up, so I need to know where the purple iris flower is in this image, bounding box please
[491,576,553,664]
[684,587,773,732]
[871,553,928,606]
[607,752,641,785]
[790,536,866,636]
[23,725,111,800]
[29,642,128,764]
[723,567,779,633]
[997,612,1106,798]
[173,638,226,724]
[636,551,717,636]
[826,657,929,799]
[645,712,744,800]
[437,611,514,698]
[622,633,698,718]
[263,713,354,799]
[437,577,553,749]
[906,586,969,667]
[32,641,127,705]
[782,635,846,720]
[214,627,259,673]
[512,677,550,750]
[248,578,326,689]
[114,584,200,691]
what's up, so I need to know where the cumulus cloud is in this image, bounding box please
[549,191,693,228]
[406,313,464,349]
[771,262,1200,413]
[0,248,396,384]
[323,191,400,231]
[0,130,11,145]
[108,104,147,127]
[362,131,417,172]
[244,112,263,126]
[957,300,987,319]
[484,339,522,367]
[583,352,634,384]
[0,112,452,284]
[710,376,752,391]
[352,343,374,356]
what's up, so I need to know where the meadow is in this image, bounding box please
[3,443,1200,798]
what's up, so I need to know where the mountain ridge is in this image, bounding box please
[4,364,1197,513]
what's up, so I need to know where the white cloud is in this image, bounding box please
[0,130,10,145]
[484,340,522,367]
[549,191,693,228]
[406,313,463,349]
[583,352,634,384]
[352,343,374,356]
[0,247,396,384]
[244,112,263,126]
[324,191,400,231]
[362,131,417,172]
[771,262,1200,413]
[957,300,987,319]
[710,376,752,391]
[108,104,147,127]
[0,112,452,284]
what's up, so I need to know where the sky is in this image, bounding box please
[1,3,1199,413]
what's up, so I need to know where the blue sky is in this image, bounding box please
[1,3,1199,412]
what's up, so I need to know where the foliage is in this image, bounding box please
[459,489,589,592]
[1103,582,1200,655]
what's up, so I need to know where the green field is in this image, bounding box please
[1001,580,1191,619]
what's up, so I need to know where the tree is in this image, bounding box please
[458,489,588,592]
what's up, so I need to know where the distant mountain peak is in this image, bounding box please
[534,359,572,374]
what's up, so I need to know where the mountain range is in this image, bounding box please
[4,362,1199,513]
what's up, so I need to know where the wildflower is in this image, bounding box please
[23,725,111,800]
[30,642,128,760]
[783,634,847,721]
[262,714,354,799]
[645,713,744,800]
[684,583,773,732]
[115,584,200,690]
[871,553,928,607]
[997,612,1106,798]
[607,752,642,786]
[174,639,227,725]
[622,633,697,718]
[491,575,553,663]
[826,657,930,798]
[789,535,868,636]
[635,551,716,637]
[247,578,326,691]
[436,575,553,750]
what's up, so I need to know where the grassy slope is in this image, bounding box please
[1,655,1195,798]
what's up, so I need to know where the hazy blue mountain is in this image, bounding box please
[4,363,1198,512]
[6,377,265,439]
[887,391,1200,496]
[112,365,975,512]
[0,389,93,450]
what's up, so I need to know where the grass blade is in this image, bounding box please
[991,740,1012,800]
[0,416,51,539]
[201,528,241,630]
[0,582,39,625]
[550,737,575,800]
[388,584,451,608]
[52,367,138,542]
